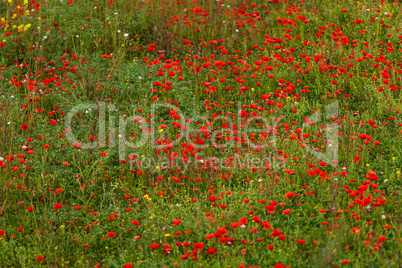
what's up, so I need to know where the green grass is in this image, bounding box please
[0,0,401,267]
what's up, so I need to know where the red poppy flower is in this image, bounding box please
[21,124,28,130]
[283,209,291,215]
[297,239,306,244]
[285,192,294,198]
[74,143,81,149]
[206,247,217,254]
[172,219,181,226]
[150,243,160,249]
[193,242,204,251]
[107,232,116,238]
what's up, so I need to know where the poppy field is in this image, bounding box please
[0,0,402,267]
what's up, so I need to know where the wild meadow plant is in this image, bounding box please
[0,0,401,267]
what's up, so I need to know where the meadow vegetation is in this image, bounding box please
[0,0,401,267]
